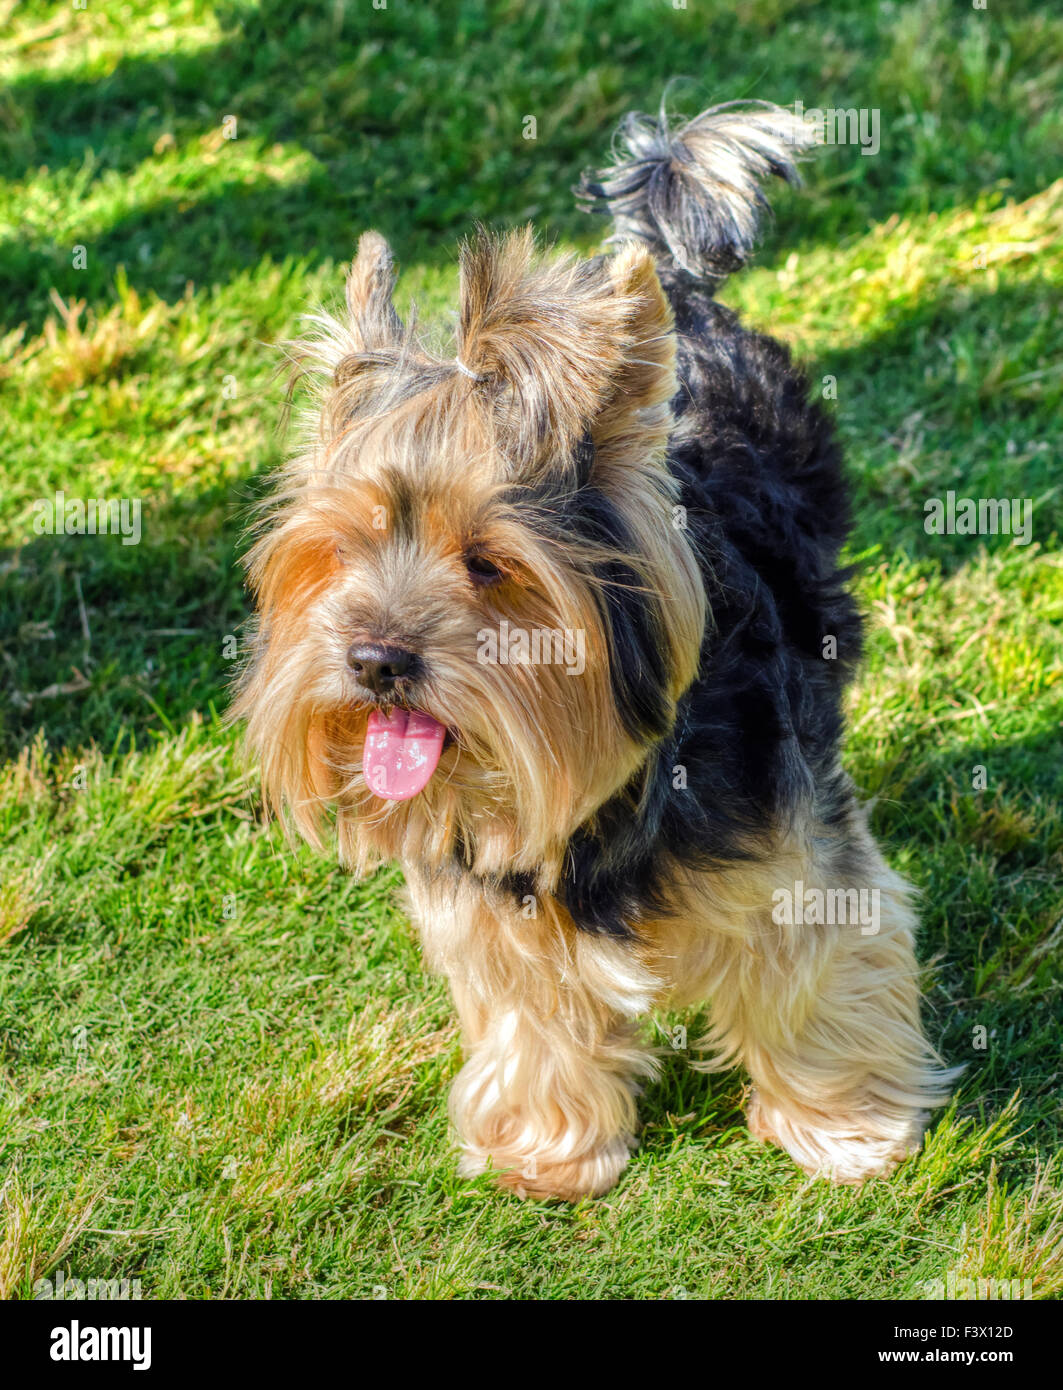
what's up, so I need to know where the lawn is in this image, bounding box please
[1,0,1061,1300]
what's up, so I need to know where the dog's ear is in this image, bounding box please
[591,242,676,478]
[457,227,632,466]
[456,229,675,473]
[343,231,403,352]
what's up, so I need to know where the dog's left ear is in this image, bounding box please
[456,229,675,474]
[591,242,677,477]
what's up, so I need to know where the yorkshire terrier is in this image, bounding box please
[234,98,955,1199]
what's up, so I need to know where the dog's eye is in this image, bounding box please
[465,553,504,587]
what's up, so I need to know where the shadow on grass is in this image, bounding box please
[5,0,1060,332]
[0,467,269,759]
[0,1,752,329]
[813,277,1063,568]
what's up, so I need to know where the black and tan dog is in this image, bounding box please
[234,98,955,1199]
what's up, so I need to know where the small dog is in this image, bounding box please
[234,97,955,1199]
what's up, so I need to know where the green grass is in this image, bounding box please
[1,0,1062,1300]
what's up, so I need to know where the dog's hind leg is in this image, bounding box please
[693,805,958,1182]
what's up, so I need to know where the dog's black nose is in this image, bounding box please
[346,642,417,694]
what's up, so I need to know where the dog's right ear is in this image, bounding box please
[344,231,403,351]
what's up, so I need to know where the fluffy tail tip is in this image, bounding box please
[577,98,817,285]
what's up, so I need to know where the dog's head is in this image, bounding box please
[233,229,705,886]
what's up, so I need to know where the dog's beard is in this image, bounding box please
[233,494,706,892]
[234,489,705,890]
[250,615,649,889]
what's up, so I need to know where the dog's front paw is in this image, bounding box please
[747,1089,927,1183]
[458,1136,632,1201]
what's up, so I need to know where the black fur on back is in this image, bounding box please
[547,274,863,937]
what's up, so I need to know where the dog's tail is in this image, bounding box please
[577,98,815,288]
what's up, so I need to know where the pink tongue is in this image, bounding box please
[363,709,447,801]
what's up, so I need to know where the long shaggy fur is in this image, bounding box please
[233,97,957,1199]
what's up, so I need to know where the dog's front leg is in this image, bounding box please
[415,880,660,1200]
[447,976,656,1200]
